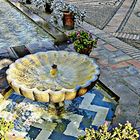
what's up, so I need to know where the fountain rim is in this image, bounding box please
[6,51,100,95]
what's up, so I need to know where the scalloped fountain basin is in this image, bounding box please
[6,51,100,103]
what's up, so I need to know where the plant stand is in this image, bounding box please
[63,12,74,30]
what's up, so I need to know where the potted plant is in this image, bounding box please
[67,30,98,55]
[31,0,54,13]
[26,0,31,4]
[18,0,31,4]
[50,0,86,30]
[45,0,54,13]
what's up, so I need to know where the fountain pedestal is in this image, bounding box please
[48,101,65,116]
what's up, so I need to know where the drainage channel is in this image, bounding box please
[112,32,140,40]
[7,0,67,44]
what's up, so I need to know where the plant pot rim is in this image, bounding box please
[61,9,73,14]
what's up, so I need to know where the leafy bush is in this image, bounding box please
[77,121,139,140]
[68,30,97,54]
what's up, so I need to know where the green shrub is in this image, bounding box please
[77,121,139,140]
[67,30,97,53]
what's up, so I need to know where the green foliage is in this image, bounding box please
[50,0,86,26]
[68,30,97,53]
[77,121,139,140]
[0,118,14,140]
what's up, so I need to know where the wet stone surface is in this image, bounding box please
[27,40,56,53]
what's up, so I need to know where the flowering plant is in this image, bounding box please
[67,30,97,55]
[31,0,53,9]
[78,121,139,140]
[0,118,14,140]
[50,0,86,26]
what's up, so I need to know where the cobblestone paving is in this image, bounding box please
[119,0,140,50]
[104,0,133,33]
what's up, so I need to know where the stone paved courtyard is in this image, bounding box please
[65,0,140,50]
[64,0,124,29]
[0,0,140,139]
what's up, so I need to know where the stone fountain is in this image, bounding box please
[6,51,100,117]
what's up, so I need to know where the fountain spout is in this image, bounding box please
[50,64,58,77]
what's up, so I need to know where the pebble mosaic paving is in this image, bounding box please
[64,0,124,29]
[0,85,118,140]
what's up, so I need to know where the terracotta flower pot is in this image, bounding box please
[75,46,92,56]
[63,11,74,30]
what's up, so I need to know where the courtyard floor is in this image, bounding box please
[0,0,140,139]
